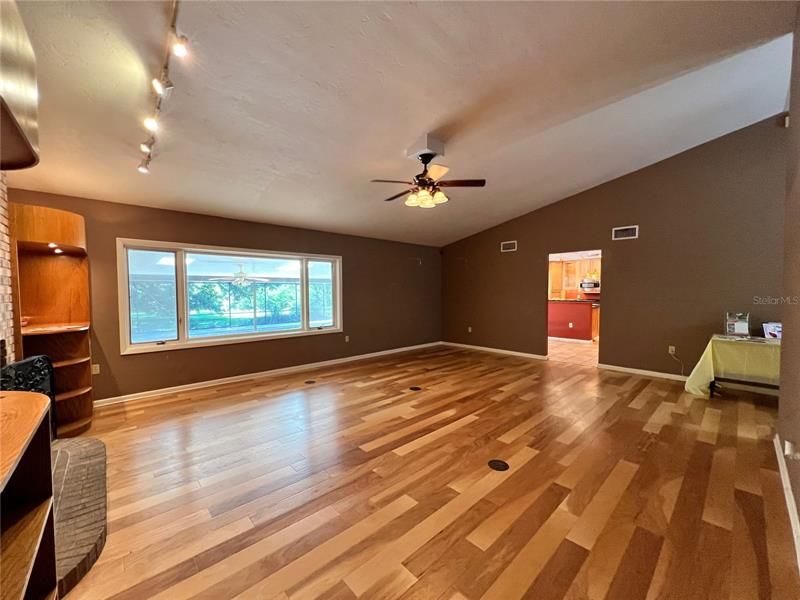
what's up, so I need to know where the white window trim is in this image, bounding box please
[116,238,343,355]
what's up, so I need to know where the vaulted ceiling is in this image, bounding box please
[8,1,796,246]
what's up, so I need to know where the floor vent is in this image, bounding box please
[409,386,422,391]
[304,380,316,384]
[488,459,510,471]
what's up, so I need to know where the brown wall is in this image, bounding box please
[8,189,441,399]
[442,117,786,375]
[781,6,800,515]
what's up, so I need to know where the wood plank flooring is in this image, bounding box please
[67,346,799,600]
[547,339,599,367]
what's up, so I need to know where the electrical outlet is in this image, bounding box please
[468,326,472,333]
[785,440,800,460]
[668,345,676,355]
[345,335,350,343]
[91,363,101,375]
[568,322,573,329]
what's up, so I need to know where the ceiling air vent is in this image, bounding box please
[500,240,517,253]
[611,225,639,241]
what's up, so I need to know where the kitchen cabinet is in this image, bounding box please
[563,261,578,289]
[592,305,600,340]
[549,258,601,301]
[548,262,563,299]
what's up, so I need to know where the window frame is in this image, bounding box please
[116,238,343,355]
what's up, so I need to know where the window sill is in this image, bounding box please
[121,326,343,355]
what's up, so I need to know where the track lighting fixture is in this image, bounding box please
[47,242,58,249]
[140,138,155,154]
[151,73,174,97]
[135,1,186,173]
[137,155,152,174]
[54,248,64,254]
[172,33,189,58]
[143,116,159,132]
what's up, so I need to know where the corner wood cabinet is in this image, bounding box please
[10,204,93,437]
[0,391,58,600]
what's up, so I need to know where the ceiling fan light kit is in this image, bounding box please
[371,142,485,209]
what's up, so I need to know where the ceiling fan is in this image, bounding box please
[371,152,486,209]
[208,264,271,285]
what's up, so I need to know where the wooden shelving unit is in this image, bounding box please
[10,204,93,437]
[0,391,58,600]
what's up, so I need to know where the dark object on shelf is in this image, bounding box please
[1,355,56,439]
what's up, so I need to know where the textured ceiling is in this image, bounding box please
[8,1,796,246]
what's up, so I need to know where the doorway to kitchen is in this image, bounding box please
[546,249,601,367]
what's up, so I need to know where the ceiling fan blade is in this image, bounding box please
[427,164,450,181]
[383,189,414,202]
[437,179,486,187]
[371,179,414,184]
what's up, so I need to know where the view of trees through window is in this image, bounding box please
[128,249,178,344]
[125,247,337,345]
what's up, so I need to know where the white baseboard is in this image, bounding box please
[94,342,444,407]
[548,336,593,345]
[597,363,687,382]
[442,342,548,361]
[773,434,800,574]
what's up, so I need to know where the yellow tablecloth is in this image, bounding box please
[685,335,781,396]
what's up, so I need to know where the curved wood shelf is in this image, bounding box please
[11,203,94,437]
[10,204,87,251]
[21,322,90,337]
[0,392,57,600]
[0,498,53,600]
[17,240,87,258]
[0,392,50,490]
[56,416,92,438]
[55,387,92,403]
[52,356,91,369]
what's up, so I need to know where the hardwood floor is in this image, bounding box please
[68,346,799,600]
[547,339,599,367]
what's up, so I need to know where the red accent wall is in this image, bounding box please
[547,302,592,340]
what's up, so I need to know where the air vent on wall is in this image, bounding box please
[611,225,639,241]
[500,240,517,253]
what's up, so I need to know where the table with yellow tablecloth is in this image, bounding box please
[684,335,781,396]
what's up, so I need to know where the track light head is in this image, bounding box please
[151,75,174,97]
[140,138,155,154]
[137,155,152,174]
[143,116,159,132]
[172,33,189,58]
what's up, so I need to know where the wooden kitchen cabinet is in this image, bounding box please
[548,262,563,299]
[591,305,600,340]
[563,261,577,289]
